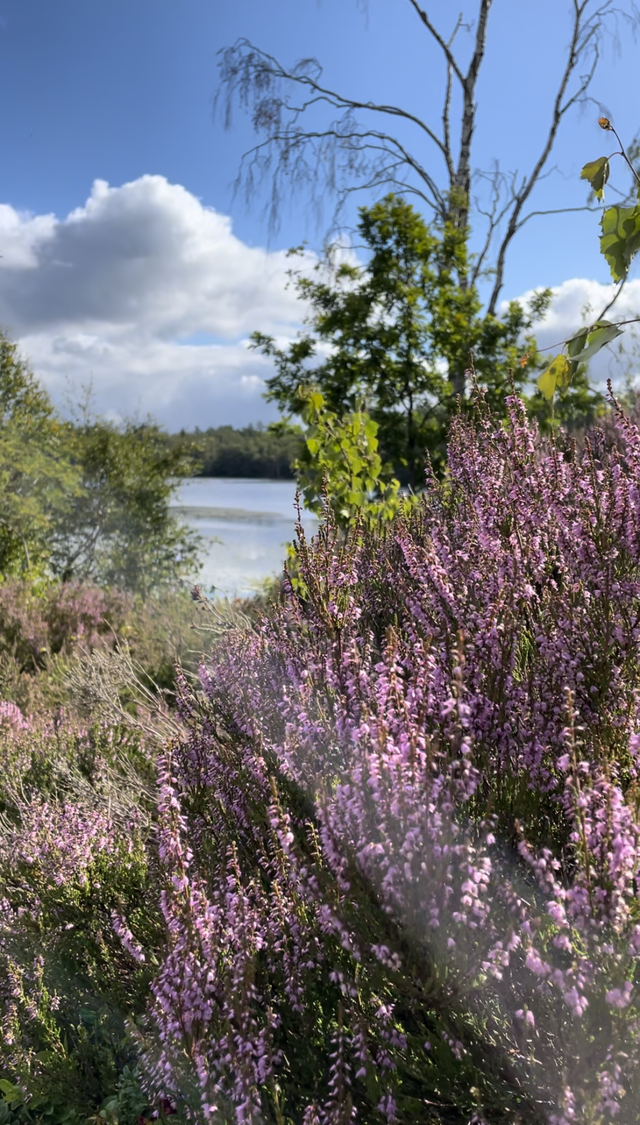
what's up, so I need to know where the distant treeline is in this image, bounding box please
[166,423,303,478]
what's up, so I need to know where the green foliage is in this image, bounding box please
[537,321,624,402]
[165,422,303,479]
[528,363,606,434]
[0,331,200,594]
[53,418,200,594]
[599,203,640,281]
[537,354,572,401]
[572,320,625,363]
[538,118,640,406]
[588,119,640,281]
[253,195,552,487]
[294,388,406,530]
[0,334,79,580]
[580,155,610,201]
[92,1064,178,1125]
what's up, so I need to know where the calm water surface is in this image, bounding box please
[171,478,318,599]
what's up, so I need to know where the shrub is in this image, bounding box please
[6,390,640,1123]
[0,582,200,716]
[0,713,174,1124]
[132,389,640,1124]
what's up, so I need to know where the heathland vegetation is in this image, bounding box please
[5,4,640,1122]
[4,370,640,1124]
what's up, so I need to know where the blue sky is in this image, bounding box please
[1,0,639,428]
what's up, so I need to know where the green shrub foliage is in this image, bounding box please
[0,331,199,593]
[252,194,555,485]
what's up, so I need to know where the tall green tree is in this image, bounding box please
[0,332,78,579]
[253,195,552,485]
[0,331,199,593]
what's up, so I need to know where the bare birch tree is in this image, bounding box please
[216,1,639,393]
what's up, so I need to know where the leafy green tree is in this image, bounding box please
[253,195,552,485]
[52,418,201,595]
[0,332,79,579]
[0,331,199,593]
[218,3,638,381]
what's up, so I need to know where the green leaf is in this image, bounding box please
[566,326,589,359]
[577,320,624,364]
[600,204,640,281]
[580,156,610,200]
[537,354,571,401]
[0,1081,24,1106]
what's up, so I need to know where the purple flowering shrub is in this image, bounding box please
[0,582,128,670]
[135,392,640,1123]
[3,391,640,1123]
[0,581,199,715]
[0,712,176,1124]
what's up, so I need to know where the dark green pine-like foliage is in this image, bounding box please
[164,422,303,479]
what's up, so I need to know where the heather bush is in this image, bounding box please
[126,389,640,1123]
[0,582,129,672]
[5,389,640,1122]
[0,581,199,716]
[0,711,179,1124]
[0,586,275,1123]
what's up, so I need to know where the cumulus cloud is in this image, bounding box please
[0,204,57,270]
[506,277,640,387]
[0,176,312,427]
[1,176,639,430]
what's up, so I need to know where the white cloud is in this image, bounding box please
[2,178,639,431]
[0,204,56,269]
[0,176,313,428]
[18,331,282,430]
[506,277,640,386]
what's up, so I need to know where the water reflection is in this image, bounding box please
[171,478,318,599]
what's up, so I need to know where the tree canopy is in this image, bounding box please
[0,334,79,578]
[253,195,561,485]
[0,330,199,593]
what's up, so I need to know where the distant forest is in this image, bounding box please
[166,423,303,478]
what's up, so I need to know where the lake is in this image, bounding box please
[171,477,319,599]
